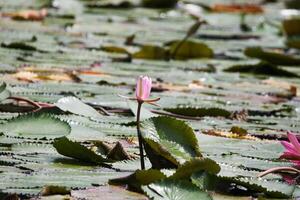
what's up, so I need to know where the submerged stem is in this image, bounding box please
[136,101,145,170]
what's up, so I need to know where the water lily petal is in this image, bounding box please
[280,151,300,160]
[281,141,299,154]
[136,76,143,99]
[287,132,300,153]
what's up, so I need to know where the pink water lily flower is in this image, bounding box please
[119,75,160,170]
[258,131,300,179]
[119,75,160,105]
[280,131,300,167]
[136,76,152,101]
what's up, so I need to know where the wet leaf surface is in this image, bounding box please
[0,0,300,199]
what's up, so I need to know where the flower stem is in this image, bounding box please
[8,96,42,112]
[258,167,300,178]
[171,35,189,59]
[136,101,145,170]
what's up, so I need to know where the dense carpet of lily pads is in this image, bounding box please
[1,0,300,199]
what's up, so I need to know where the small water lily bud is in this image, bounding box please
[136,76,152,101]
[119,75,159,106]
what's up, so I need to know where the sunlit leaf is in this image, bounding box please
[0,113,71,139]
[55,96,104,118]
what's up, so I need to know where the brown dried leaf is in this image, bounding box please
[204,129,257,140]
[2,9,47,21]
[212,4,263,14]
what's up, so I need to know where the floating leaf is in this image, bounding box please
[133,45,168,60]
[142,179,212,200]
[109,169,167,191]
[209,164,293,198]
[141,116,202,168]
[230,126,248,136]
[167,40,213,59]
[55,97,103,118]
[211,193,251,200]
[165,107,231,118]
[101,45,130,55]
[224,61,299,77]
[282,18,300,37]
[142,0,177,8]
[244,47,300,66]
[0,0,299,198]
[169,158,220,180]
[110,158,220,192]
[86,0,137,8]
[0,113,71,139]
[41,185,70,196]
[1,42,37,51]
[286,38,300,51]
[112,158,152,172]
[71,185,148,200]
[53,137,113,164]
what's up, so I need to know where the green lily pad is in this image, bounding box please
[53,137,113,164]
[71,185,148,200]
[0,113,71,139]
[141,116,202,168]
[1,42,37,51]
[286,36,300,49]
[142,0,177,8]
[109,169,167,192]
[167,40,213,60]
[169,158,220,180]
[244,47,300,66]
[224,61,299,77]
[133,45,168,60]
[142,179,212,200]
[282,17,300,37]
[165,107,231,118]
